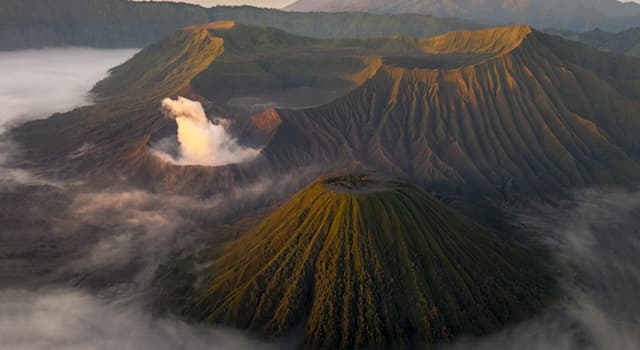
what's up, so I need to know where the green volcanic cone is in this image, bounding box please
[192,174,553,349]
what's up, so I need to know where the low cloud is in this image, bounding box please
[0,48,299,350]
[0,48,137,133]
[443,189,640,350]
[0,174,310,349]
[0,48,136,187]
[151,97,260,166]
[0,289,278,350]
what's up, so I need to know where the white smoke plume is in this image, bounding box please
[152,96,260,166]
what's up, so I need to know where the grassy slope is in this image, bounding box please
[191,175,553,349]
[547,27,640,58]
[92,26,226,99]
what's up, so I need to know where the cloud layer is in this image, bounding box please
[152,97,261,167]
[446,189,640,350]
[0,48,137,188]
[0,289,278,350]
[0,48,137,133]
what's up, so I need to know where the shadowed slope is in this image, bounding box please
[263,26,640,197]
[193,175,553,349]
[549,27,640,58]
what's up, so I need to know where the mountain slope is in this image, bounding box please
[0,0,479,50]
[12,25,640,200]
[548,27,640,57]
[190,174,553,349]
[286,0,640,32]
[262,26,640,197]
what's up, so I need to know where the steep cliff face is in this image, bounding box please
[263,26,640,197]
[191,175,553,349]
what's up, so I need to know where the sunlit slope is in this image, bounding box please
[91,22,397,108]
[264,26,640,197]
[11,22,389,182]
[92,23,229,99]
[194,175,552,349]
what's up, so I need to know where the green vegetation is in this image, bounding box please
[186,175,554,349]
[92,27,225,99]
[286,0,640,32]
[546,27,640,57]
[0,0,479,50]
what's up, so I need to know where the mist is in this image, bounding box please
[0,289,278,350]
[0,180,297,349]
[0,48,137,133]
[152,96,261,167]
[443,189,640,350]
[0,49,284,349]
[0,48,137,187]
[0,162,314,348]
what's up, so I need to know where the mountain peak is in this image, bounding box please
[191,174,554,348]
[419,25,533,56]
[181,21,236,32]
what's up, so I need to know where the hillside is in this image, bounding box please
[548,27,640,57]
[12,24,640,200]
[0,0,479,50]
[286,0,640,32]
[262,26,640,197]
[186,174,553,349]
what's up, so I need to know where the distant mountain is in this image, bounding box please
[185,174,553,348]
[285,0,640,31]
[547,27,640,57]
[13,24,640,200]
[0,0,479,50]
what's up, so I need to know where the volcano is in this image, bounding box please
[191,174,553,349]
[12,23,640,199]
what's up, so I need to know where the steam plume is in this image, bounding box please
[153,97,260,166]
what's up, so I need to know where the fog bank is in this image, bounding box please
[444,189,640,350]
[0,289,277,350]
[0,48,137,133]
